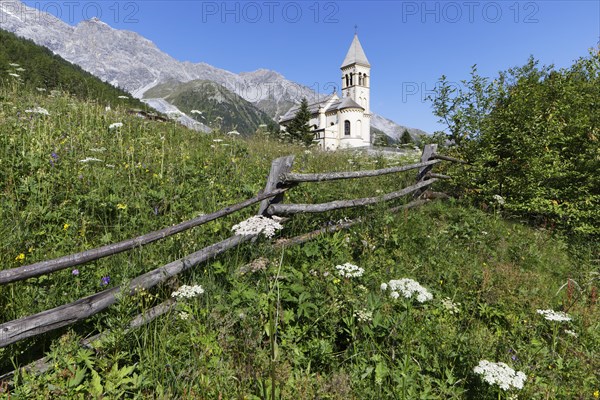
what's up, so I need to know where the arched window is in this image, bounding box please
[344,120,351,136]
[358,73,363,85]
[349,73,353,86]
[363,74,368,87]
[345,74,349,88]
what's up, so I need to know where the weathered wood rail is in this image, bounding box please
[0,144,461,352]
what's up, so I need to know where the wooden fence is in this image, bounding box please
[0,144,459,353]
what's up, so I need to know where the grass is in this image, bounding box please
[0,78,599,399]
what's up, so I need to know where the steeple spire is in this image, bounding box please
[341,34,370,68]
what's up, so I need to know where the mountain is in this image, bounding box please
[370,114,429,142]
[0,0,428,139]
[144,80,275,135]
[0,28,146,108]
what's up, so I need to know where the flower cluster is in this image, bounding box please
[335,263,364,278]
[441,297,460,314]
[25,107,49,115]
[354,308,373,323]
[79,157,103,163]
[473,360,526,391]
[232,215,283,238]
[109,122,123,130]
[380,278,433,303]
[493,194,505,205]
[171,284,204,299]
[536,309,572,322]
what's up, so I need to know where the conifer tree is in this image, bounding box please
[286,98,314,146]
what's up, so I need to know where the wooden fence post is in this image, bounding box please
[258,155,295,216]
[414,144,438,198]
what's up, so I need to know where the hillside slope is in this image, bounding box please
[0,28,145,108]
[144,80,275,135]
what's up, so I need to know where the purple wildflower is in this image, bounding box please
[50,151,59,167]
[101,276,110,286]
[72,269,79,276]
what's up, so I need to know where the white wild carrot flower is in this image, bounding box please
[493,194,505,205]
[25,106,49,115]
[171,284,204,299]
[109,122,123,130]
[564,329,578,338]
[232,215,283,238]
[178,312,190,320]
[335,263,364,278]
[354,308,373,323]
[118,95,129,99]
[536,309,572,322]
[473,360,526,391]
[382,278,433,302]
[79,157,103,163]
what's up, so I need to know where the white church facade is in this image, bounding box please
[279,34,371,150]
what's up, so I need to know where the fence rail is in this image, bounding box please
[0,145,462,351]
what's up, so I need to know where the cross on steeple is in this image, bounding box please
[354,24,358,35]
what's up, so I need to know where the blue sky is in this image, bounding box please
[25,1,600,133]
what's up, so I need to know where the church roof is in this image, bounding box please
[279,94,364,124]
[341,34,370,68]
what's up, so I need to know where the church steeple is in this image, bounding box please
[341,34,370,68]
[341,34,370,114]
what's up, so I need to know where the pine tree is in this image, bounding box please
[286,98,313,146]
[400,129,413,144]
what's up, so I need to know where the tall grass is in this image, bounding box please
[0,81,598,399]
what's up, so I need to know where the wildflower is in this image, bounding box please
[79,157,103,163]
[232,215,283,238]
[101,276,110,286]
[25,106,49,115]
[116,203,127,210]
[536,309,572,322]
[9,63,20,67]
[594,390,599,398]
[118,95,129,99]
[333,278,341,284]
[381,278,433,302]
[15,253,25,262]
[36,87,46,92]
[227,130,240,135]
[354,308,373,323]
[8,73,20,78]
[493,194,505,205]
[171,284,204,299]
[50,152,59,167]
[564,329,577,338]
[63,223,70,230]
[178,312,190,321]
[72,269,80,276]
[190,110,202,114]
[334,263,364,278]
[109,122,123,130]
[441,297,460,314]
[213,139,223,142]
[473,360,526,391]
[380,283,388,291]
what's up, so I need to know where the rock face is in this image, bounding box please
[0,0,428,139]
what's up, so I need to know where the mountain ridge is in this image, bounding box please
[0,0,428,140]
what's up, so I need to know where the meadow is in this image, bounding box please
[0,78,598,399]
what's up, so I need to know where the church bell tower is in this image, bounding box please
[340,34,370,114]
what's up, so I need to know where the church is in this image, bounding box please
[279,34,371,150]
